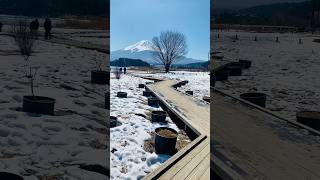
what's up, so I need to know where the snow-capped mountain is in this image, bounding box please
[122,40,154,52]
[111,40,205,65]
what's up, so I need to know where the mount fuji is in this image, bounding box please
[111,40,206,65]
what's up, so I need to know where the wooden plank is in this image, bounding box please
[173,143,210,180]
[158,138,209,180]
[146,85,202,136]
[212,90,320,179]
[143,135,207,180]
[148,80,210,135]
[186,154,210,180]
[199,165,210,180]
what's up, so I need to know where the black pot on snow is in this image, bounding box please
[143,91,153,97]
[186,91,193,96]
[226,65,242,76]
[151,111,167,123]
[180,80,189,86]
[91,70,109,85]
[203,96,210,103]
[154,127,178,155]
[117,92,127,98]
[23,96,55,115]
[175,84,182,88]
[148,97,159,107]
[138,84,145,88]
[239,60,252,69]
[240,92,267,108]
[296,111,320,131]
[0,172,23,180]
[110,116,122,128]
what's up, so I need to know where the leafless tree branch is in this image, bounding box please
[151,30,188,73]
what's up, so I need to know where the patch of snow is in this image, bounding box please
[110,74,181,180]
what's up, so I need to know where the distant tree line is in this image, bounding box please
[0,0,109,17]
[111,58,151,67]
[214,1,312,27]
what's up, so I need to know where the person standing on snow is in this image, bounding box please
[44,18,52,39]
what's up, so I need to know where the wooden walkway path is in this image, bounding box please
[143,80,210,180]
[211,89,320,180]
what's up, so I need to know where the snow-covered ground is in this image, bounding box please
[56,31,109,47]
[0,31,108,179]
[0,24,109,47]
[110,74,189,180]
[214,30,320,120]
[133,71,210,101]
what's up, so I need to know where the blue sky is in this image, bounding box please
[111,0,210,60]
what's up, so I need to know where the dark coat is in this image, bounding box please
[44,19,52,31]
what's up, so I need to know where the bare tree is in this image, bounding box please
[12,20,38,96]
[113,67,122,80]
[152,30,188,73]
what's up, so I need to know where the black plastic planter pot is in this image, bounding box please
[23,96,55,115]
[173,83,182,88]
[151,111,167,123]
[239,60,252,69]
[203,96,210,103]
[143,91,153,97]
[296,111,320,131]
[117,92,127,98]
[155,127,178,155]
[138,84,145,88]
[215,70,229,81]
[180,80,189,86]
[186,91,193,96]
[148,97,159,107]
[110,116,122,128]
[0,172,23,180]
[240,93,267,108]
[226,65,242,76]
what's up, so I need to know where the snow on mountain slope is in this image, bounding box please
[123,40,154,52]
[111,40,205,65]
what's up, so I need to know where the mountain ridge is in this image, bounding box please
[111,40,206,65]
[214,1,312,27]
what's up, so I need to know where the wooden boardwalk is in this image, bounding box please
[211,89,320,180]
[143,80,210,180]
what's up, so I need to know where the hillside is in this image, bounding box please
[111,58,151,67]
[214,1,312,27]
[0,0,109,17]
[174,61,210,69]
